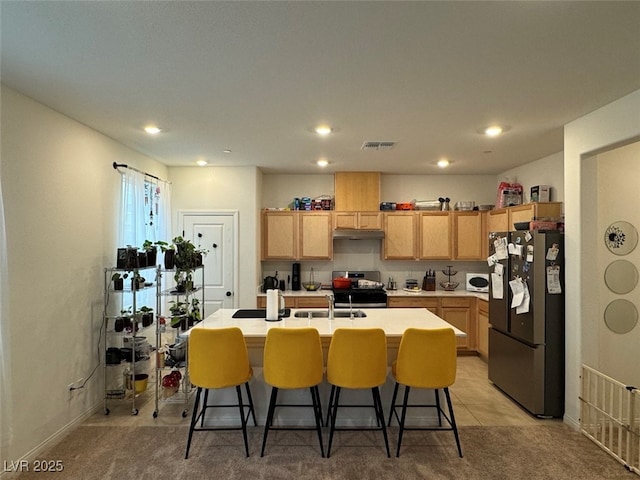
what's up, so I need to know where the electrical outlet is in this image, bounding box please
[67,378,85,391]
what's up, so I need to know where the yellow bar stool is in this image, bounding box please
[185,327,257,459]
[260,327,325,457]
[388,327,463,457]
[326,328,390,458]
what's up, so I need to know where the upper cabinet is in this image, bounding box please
[383,212,416,260]
[334,172,380,211]
[334,211,383,230]
[418,212,452,259]
[508,202,563,229]
[452,211,486,260]
[262,211,332,260]
[487,208,509,233]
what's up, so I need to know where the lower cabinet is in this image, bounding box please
[477,299,489,361]
[387,296,439,314]
[387,296,478,354]
[439,297,476,352]
[257,295,330,309]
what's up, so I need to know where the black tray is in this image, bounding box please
[232,308,291,319]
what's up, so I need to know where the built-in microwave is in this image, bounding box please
[466,273,489,292]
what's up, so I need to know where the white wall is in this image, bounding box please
[0,85,168,463]
[169,166,261,308]
[498,151,565,204]
[564,88,640,427]
[593,141,640,386]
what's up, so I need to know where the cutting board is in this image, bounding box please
[232,308,291,319]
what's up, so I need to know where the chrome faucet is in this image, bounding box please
[348,294,353,319]
[326,293,335,320]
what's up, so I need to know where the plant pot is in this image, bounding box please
[195,252,203,267]
[113,278,123,291]
[141,313,153,328]
[114,317,125,332]
[137,252,147,268]
[164,250,175,270]
[146,247,157,266]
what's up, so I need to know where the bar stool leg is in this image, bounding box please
[327,386,342,458]
[388,382,400,426]
[444,388,463,457]
[244,382,257,426]
[396,385,411,457]
[310,385,325,457]
[372,387,391,458]
[435,388,443,426]
[185,387,203,459]
[325,385,336,426]
[235,385,250,457]
[260,387,279,457]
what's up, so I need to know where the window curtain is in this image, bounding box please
[118,168,172,310]
[0,179,12,451]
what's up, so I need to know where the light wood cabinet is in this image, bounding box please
[262,211,297,259]
[334,211,382,230]
[383,212,416,260]
[387,296,439,314]
[299,212,333,260]
[334,172,380,211]
[508,202,563,231]
[261,211,332,260]
[440,297,476,351]
[452,211,486,260]
[257,295,328,308]
[487,208,509,233]
[418,212,452,259]
[477,299,489,361]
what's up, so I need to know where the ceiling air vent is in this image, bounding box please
[361,141,396,151]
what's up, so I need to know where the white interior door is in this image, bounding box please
[179,211,238,315]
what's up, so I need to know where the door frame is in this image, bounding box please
[177,210,240,309]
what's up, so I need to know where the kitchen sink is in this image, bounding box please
[294,310,367,318]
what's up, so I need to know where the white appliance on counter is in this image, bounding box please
[465,273,489,292]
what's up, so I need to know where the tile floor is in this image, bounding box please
[87,356,552,428]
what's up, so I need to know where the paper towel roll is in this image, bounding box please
[266,289,279,321]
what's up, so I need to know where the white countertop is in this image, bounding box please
[257,287,488,302]
[189,307,466,338]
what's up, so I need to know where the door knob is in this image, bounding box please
[226,291,232,297]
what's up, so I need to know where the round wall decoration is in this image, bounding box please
[604,260,639,294]
[604,299,638,334]
[604,221,638,255]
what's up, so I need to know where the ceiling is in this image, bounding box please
[2,1,639,175]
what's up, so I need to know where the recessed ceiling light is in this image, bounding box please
[484,126,503,137]
[144,125,162,135]
[314,125,333,136]
[317,159,329,168]
[196,160,208,166]
[223,149,232,154]
[437,158,450,168]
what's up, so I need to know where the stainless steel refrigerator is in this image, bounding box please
[487,230,565,418]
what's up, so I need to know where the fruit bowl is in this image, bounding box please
[303,282,321,291]
[439,281,459,291]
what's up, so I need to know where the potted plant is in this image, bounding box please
[142,240,157,267]
[117,307,133,332]
[155,240,175,270]
[188,297,201,327]
[138,305,154,327]
[131,272,145,291]
[111,272,128,291]
[169,300,188,330]
[173,236,196,270]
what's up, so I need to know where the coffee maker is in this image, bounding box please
[291,262,301,291]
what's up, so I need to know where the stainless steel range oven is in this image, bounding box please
[331,270,387,308]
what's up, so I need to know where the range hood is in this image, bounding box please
[332,229,385,240]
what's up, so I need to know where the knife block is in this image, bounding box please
[423,276,436,291]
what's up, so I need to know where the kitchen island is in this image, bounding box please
[183,307,464,426]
